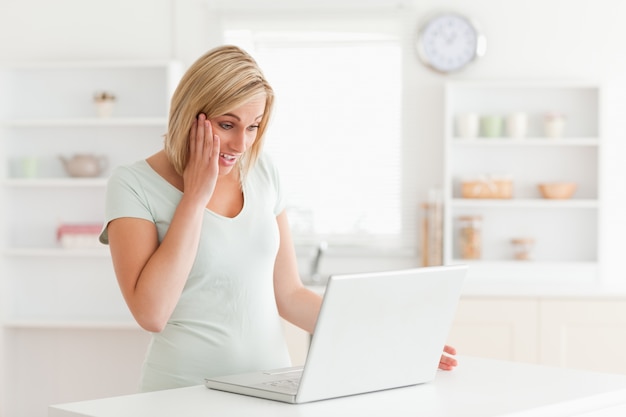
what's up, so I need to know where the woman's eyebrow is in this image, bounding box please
[221,113,263,121]
[222,113,240,121]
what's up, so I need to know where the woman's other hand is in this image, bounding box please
[438,344,458,371]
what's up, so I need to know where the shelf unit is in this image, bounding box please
[0,60,182,417]
[0,60,182,322]
[0,60,183,319]
[443,81,601,284]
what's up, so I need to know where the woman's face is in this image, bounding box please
[211,95,266,176]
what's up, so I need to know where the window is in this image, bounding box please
[222,15,408,249]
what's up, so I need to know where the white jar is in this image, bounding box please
[544,113,566,138]
[506,112,528,138]
[455,112,479,138]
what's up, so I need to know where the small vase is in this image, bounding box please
[480,115,504,138]
[544,113,566,138]
[506,112,528,139]
[456,112,479,138]
[95,99,115,118]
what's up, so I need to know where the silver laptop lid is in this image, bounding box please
[296,265,466,403]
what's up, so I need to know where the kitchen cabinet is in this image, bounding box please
[443,81,601,284]
[448,295,626,375]
[0,60,182,417]
[446,297,539,363]
[6,327,150,417]
[540,299,626,374]
[282,319,310,366]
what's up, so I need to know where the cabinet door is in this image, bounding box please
[540,299,626,374]
[281,319,310,366]
[4,328,150,417]
[448,297,539,363]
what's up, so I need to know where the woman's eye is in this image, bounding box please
[248,125,260,131]
[218,123,233,130]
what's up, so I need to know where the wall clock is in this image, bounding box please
[416,12,486,74]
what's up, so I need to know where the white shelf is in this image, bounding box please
[0,117,167,127]
[445,79,601,89]
[2,60,180,70]
[451,198,599,209]
[450,259,599,283]
[451,259,598,268]
[2,319,139,330]
[2,247,109,257]
[452,137,599,146]
[2,178,108,187]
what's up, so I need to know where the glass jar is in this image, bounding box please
[511,238,535,261]
[458,216,482,259]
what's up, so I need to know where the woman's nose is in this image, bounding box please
[230,129,248,152]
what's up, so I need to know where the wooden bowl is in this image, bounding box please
[538,182,577,199]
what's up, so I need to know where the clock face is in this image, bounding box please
[417,13,485,73]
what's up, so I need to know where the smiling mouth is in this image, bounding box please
[220,153,237,161]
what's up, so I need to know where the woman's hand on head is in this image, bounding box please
[183,113,220,205]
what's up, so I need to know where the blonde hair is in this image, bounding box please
[164,45,274,178]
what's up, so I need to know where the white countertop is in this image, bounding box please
[306,282,626,298]
[49,356,626,417]
[460,282,626,298]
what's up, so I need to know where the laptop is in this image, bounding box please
[204,265,467,404]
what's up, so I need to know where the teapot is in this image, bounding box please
[60,154,108,178]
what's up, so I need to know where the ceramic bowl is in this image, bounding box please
[538,182,577,199]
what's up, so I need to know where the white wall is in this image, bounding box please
[0,0,624,280]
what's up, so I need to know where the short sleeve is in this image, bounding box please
[260,153,286,216]
[99,165,155,244]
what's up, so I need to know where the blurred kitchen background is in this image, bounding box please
[1,0,626,416]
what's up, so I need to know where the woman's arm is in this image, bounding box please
[108,115,219,332]
[107,200,205,332]
[272,210,458,370]
[273,211,323,334]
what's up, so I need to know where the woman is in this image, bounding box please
[99,45,457,392]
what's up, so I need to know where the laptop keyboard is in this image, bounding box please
[262,377,300,390]
[260,370,303,394]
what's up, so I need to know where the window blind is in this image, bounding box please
[222,16,414,250]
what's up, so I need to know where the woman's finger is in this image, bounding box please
[439,353,458,370]
[211,134,220,165]
[189,117,198,156]
[195,114,206,156]
[443,345,457,355]
[203,119,213,162]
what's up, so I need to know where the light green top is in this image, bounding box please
[99,153,291,391]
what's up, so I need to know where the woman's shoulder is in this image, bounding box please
[105,160,134,184]
[105,160,172,201]
[255,151,281,173]
[109,160,157,184]
[247,152,285,214]
[250,152,280,183]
